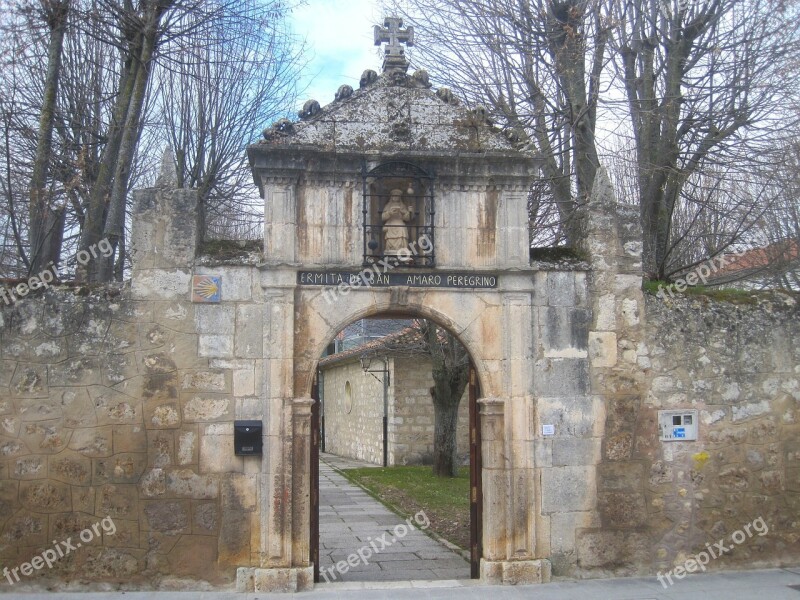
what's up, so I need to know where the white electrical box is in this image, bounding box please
[658,409,698,441]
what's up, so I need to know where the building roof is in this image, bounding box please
[318,325,425,370]
[707,239,800,286]
[247,18,539,193]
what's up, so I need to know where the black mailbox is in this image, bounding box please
[234,420,263,456]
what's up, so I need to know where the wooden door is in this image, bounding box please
[468,362,482,579]
[310,375,320,583]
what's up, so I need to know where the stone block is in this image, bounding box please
[166,468,219,499]
[92,452,147,484]
[480,558,551,584]
[233,368,255,397]
[131,269,192,300]
[97,484,139,519]
[546,272,576,307]
[192,501,219,534]
[48,452,92,485]
[146,402,181,429]
[541,307,590,352]
[142,499,191,534]
[576,530,651,569]
[598,491,648,527]
[235,305,264,358]
[199,429,243,473]
[18,480,71,513]
[552,438,601,467]
[182,394,232,422]
[534,358,589,397]
[177,427,198,465]
[550,511,598,554]
[196,267,252,301]
[195,304,235,335]
[12,456,46,480]
[199,334,234,358]
[541,466,596,513]
[252,567,312,593]
[589,332,618,368]
[168,534,218,578]
[181,370,228,393]
[597,462,646,490]
[537,396,603,438]
[140,467,166,497]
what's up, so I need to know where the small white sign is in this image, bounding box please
[542,424,556,436]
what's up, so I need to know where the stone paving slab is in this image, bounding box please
[317,454,470,583]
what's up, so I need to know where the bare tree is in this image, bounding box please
[381,319,469,478]
[27,0,70,275]
[393,0,800,280]
[155,0,304,241]
[613,0,799,278]
[0,0,303,280]
[390,0,613,244]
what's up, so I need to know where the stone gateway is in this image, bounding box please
[0,16,797,594]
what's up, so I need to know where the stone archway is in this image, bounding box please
[306,308,484,581]
[282,285,548,587]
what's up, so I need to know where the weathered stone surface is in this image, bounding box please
[577,531,651,571]
[143,500,191,534]
[48,452,91,485]
[19,480,71,512]
[97,484,139,519]
[182,394,231,422]
[199,428,242,474]
[93,453,147,485]
[192,501,218,534]
[166,469,218,499]
[541,466,596,513]
[140,468,166,497]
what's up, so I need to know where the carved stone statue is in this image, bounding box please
[381,189,413,256]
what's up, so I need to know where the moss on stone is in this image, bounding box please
[198,239,263,259]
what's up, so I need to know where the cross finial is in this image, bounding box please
[374,17,414,73]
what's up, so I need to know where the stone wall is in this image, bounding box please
[319,356,469,466]
[635,293,800,576]
[0,286,255,589]
[1,164,798,591]
[390,356,469,466]
[320,359,384,464]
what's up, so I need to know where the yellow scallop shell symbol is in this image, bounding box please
[195,277,219,299]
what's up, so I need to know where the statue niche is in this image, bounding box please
[362,161,435,267]
[381,188,413,259]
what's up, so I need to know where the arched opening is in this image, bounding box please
[308,312,482,584]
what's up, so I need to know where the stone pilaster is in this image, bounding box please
[479,397,551,584]
[573,166,651,574]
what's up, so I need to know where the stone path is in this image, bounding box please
[318,453,470,583]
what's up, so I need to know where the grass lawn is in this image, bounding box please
[340,466,471,550]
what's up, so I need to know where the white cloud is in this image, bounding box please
[291,0,386,110]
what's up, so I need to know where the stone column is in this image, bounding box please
[262,179,297,264]
[291,398,313,571]
[480,394,552,584]
[479,396,507,565]
[130,150,199,300]
[572,166,651,572]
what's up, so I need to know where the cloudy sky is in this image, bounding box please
[290,0,387,111]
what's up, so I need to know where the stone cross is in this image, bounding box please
[374,17,414,61]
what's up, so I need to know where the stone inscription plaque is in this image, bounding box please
[298,270,498,289]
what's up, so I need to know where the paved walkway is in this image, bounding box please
[317,453,470,582]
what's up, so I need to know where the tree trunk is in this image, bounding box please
[96,23,158,281]
[432,390,460,477]
[29,0,70,275]
[428,322,469,478]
